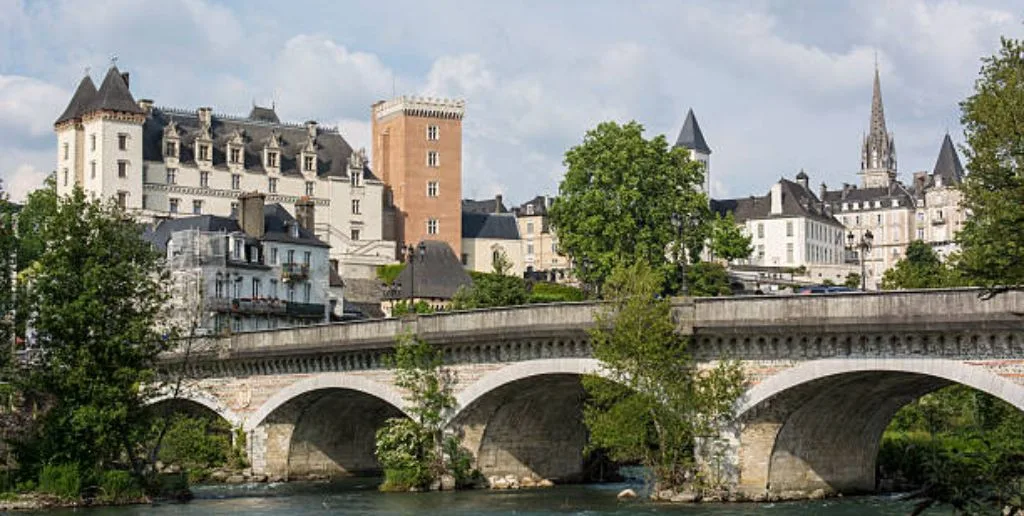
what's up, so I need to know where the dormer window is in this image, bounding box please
[526,204,535,215]
[290,224,300,238]
[164,141,177,158]
[266,151,278,168]
[303,155,315,172]
[198,144,210,162]
[229,147,241,164]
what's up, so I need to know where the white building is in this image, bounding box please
[460,209,523,276]
[673,108,712,197]
[146,193,334,334]
[54,65,394,279]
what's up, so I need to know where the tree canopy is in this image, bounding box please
[451,250,528,309]
[709,212,752,262]
[548,121,710,290]
[955,37,1024,289]
[882,241,959,290]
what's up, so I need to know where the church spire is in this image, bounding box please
[860,62,897,188]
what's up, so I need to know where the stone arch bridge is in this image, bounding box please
[156,288,1023,496]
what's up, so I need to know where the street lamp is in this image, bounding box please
[671,212,699,296]
[403,241,427,304]
[846,229,874,290]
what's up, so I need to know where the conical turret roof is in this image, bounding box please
[85,66,143,115]
[674,109,711,155]
[932,133,964,185]
[54,75,97,125]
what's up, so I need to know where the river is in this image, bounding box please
[41,479,918,515]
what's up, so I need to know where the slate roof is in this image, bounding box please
[674,109,711,155]
[55,76,97,124]
[462,212,520,239]
[462,197,507,214]
[144,202,328,251]
[249,105,280,123]
[86,66,143,115]
[143,107,375,180]
[820,181,915,208]
[393,240,472,300]
[512,195,551,217]
[932,133,965,185]
[712,179,841,226]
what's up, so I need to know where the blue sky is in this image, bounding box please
[1,0,1021,204]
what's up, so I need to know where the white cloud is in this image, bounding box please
[0,75,68,136]
[3,164,48,202]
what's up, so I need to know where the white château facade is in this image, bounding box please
[54,66,394,277]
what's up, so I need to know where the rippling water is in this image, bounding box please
[44,479,916,515]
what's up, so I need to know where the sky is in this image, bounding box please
[1,0,1021,205]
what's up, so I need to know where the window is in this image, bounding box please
[266,151,278,168]
[303,283,311,303]
[63,168,68,186]
[916,228,925,240]
[230,202,239,218]
[269,279,278,298]
[252,278,261,298]
[427,218,439,235]
[90,161,96,179]
[526,204,535,215]
[268,177,278,193]
[351,229,360,240]
[166,168,176,185]
[234,240,243,260]
[876,214,882,226]
[287,249,295,264]
[141,195,148,209]
[527,222,534,235]
[116,192,127,209]
[351,171,360,187]
[786,242,794,263]
[891,199,900,208]
[461,253,468,265]
[90,134,96,151]
[215,274,225,298]
[427,181,439,197]
[117,161,128,178]
[427,151,439,167]
[231,174,241,190]
[287,285,295,302]
[164,141,176,158]
[169,198,179,213]
[427,125,439,141]
[855,215,861,225]
[198,144,210,161]
[303,155,315,172]
[200,171,209,188]
[233,276,242,298]
[527,242,534,255]
[786,221,793,237]
[270,247,278,265]
[192,200,202,214]
[62,143,69,160]
[305,181,314,196]
[118,134,128,151]
[303,251,311,265]
[757,244,765,261]
[756,223,764,238]
[916,211,925,222]
[351,199,361,214]
[229,147,241,164]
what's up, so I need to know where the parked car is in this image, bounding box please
[795,285,858,295]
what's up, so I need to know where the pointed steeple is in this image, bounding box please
[860,63,897,188]
[869,65,887,141]
[54,75,97,125]
[674,109,711,155]
[85,66,144,115]
[932,133,964,185]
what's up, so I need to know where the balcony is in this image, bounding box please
[931,216,947,226]
[286,302,326,319]
[281,262,310,282]
[208,297,286,315]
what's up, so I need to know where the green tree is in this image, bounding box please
[686,262,732,297]
[881,241,958,290]
[709,212,752,262]
[14,187,170,479]
[583,262,744,492]
[450,250,528,309]
[0,180,14,365]
[549,121,710,291]
[955,37,1024,290]
[844,272,861,289]
[375,332,475,491]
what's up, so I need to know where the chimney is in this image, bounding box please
[819,182,827,202]
[198,107,213,127]
[238,192,266,238]
[137,99,153,113]
[770,182,783,215]
[495,194,503,213]
[305,120,318,139]
[796,170,809,190]
[841,183,852,200]
[295,196,315,233]
[120,72,130,89]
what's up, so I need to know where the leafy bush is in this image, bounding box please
[376,264,406,285]
[528,282,584,303]
[391,300,435,317]
[38,463,81,500]
[376,418,432,491]
[157,415,231,470]
[98,470,142,504]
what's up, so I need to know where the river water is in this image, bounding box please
[43,479,917,515]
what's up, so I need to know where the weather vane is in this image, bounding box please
[110,54,118,67]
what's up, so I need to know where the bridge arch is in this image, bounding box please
[451,358,607,482]
[245,374,409,480]
[148,389,242,429]
[735,358,1024,496]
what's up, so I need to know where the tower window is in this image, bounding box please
[427,151,439,167]
[268,177,278,193]
[63,168,68,186]
[117,161,128,178]
[351,199,361,215]
[90,161,96,179]
[305,181,314,196]
[90,134,96,151]
[200,171,209,188]
[427,125,439,141]
[303,155,315,172]
[166,169,177,185]
[63,143,69,160]
[427,218,439,235]
[118,134,128,151]
[169,198,179,213]
[231,174,241,190]
[427,181,439,197]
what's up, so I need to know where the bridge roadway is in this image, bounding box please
[157,288,1024,497]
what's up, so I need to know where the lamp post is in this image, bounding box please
[846,229,874,290]
[404,242,427,307]
[671,212,699,296]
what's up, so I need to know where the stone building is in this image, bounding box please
[53,66,394,279]
[673,108,712,197]
[461,210,522,276]
[145,192,332,334]
[381,240,472,316]
[511,196,572,282]
[372,96,466,257]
